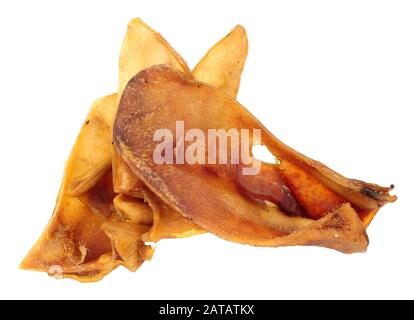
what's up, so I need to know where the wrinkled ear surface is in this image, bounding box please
[114,23,249,197]
[112,24,251,241]
[22,20,253,282]
[20,95,125,282]
[114,65,394,254]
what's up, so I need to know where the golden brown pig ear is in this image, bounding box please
[118,18,193,98]
[21,95,122,282]
[113,65,395,254]
[193,25,248,97]
[111,17,192,195]
[21,219,153,283]
[68,18,194,197]
[111,23,249,242]
[113,24,249,197]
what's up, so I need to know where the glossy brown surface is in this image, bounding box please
[114,65,396,254]
[21,20,250,282]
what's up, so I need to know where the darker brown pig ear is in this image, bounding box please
[113,64,395,254]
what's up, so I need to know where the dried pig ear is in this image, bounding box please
[112,24,249,240]
[118,18,193,97]
[70,17,194,198]
[114,23,248,196]
[193,24,248,97]
[114,65,396,254]
[20,95,151,282]
[22,18,215,281]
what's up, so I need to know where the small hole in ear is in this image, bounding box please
[252,145,280,165]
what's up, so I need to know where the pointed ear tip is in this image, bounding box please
[19,259,30,270]
[129,17,143,24]
[233,24,247,33]
[128,17,146,28]
[232,25,248,45]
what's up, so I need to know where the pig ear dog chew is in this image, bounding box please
[20,19,249,282]
[22,19,396,282]
[113,65,395,255]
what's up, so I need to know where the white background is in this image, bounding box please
[0,0,413,300]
